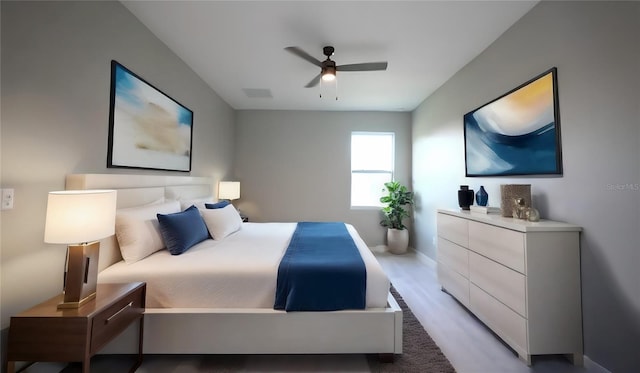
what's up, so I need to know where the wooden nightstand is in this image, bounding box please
[6,282,146,373]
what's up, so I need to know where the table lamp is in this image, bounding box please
[44,190,117,309]
[218,181,240,202]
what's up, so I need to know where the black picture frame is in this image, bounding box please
[107,60,193,172]
[463,67,562,177]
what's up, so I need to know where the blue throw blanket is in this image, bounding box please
[274,222,367,311]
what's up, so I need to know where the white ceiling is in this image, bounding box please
[122,1,538,112]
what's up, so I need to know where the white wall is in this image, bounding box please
[235,110,412,246]
[0,0,235,342]
[412,2,639,371]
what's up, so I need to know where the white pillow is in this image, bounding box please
[201,204,243,240]
[115,200,181,263]
[178,196,215,211]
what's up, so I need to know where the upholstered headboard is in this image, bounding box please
[66,174,214,271]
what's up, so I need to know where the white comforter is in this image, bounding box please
[98,222,390,309]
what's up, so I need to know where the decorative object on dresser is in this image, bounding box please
[475,185,488,206]
[525,207,540,222]
[469,205,500,214]
[457,185,474,210]
[107,60,193,172]
[44,190,117,309]
[463,67,563,177]
[6,282,146,373]
[513,198,540,221]
[512,197,528,219]
[436,209,583,366]
[380,181,414,254]
[500,184,531,217]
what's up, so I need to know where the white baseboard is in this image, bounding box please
[411,247,437,269]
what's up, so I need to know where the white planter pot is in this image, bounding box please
[387,228,409,254]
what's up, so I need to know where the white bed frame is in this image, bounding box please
[66,174,403,357]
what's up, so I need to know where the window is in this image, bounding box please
[351,132,394,207]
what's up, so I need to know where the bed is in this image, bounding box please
[66,173,403,357]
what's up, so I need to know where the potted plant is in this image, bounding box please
[380,181,414,254]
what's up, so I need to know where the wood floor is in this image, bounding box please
[24,248,608,373]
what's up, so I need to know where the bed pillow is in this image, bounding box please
[115,200,181,264]
[205,200,230,209]
[201,204,243,240]
[179,196,215,211]
[157,205,210,255]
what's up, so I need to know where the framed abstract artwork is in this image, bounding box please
[463,67,562,177]
[108,60,193,172]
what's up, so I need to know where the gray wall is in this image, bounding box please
[235,110,412,246]
[0,0,235,343]
[412,1,639,371]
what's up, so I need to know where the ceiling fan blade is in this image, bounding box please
[304,74,322,88]
[336,62,388,71]
[285,46,323,67]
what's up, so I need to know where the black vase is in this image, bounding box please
[458,185,474,210]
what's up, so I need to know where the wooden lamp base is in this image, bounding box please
[58,241,100,309]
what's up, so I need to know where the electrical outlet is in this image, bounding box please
[2,188,15,210]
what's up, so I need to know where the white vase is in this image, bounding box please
[387,228,409,254]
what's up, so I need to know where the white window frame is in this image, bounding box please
[350,131,395,208]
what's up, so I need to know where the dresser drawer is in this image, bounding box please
[468,221,525,273]
[437,213,468,248]
[470,284,528,357]
[469,252,526,317]
[437,262,470,308]
[91,285,144,354]
[437,237,469,278]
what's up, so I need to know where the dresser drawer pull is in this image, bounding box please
[106,302,133,324]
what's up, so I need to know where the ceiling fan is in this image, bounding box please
[285,46,388,88]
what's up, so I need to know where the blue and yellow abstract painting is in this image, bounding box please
[464,68,562,176]
[108,61,193,172]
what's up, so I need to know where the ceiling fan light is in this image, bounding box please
[322,72,336,82]
[322,66,336,82]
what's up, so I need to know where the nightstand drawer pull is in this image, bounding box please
[106,302,133,324]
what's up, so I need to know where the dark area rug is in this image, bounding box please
[367,286,456,372]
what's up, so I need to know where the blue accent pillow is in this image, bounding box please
[205,200,231,209]
[157,205,210,255]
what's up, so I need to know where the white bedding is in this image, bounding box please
[98,222,390,309]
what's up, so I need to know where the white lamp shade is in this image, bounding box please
[218,181,240,200]
[44,190,117,244]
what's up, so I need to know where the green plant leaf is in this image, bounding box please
[379,180,414,230]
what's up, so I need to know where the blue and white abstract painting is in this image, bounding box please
[108,61,193,171]
[464,68,562,176]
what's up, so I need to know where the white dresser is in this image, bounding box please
[436,209,583,365]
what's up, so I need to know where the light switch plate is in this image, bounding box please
[2,188,14,210]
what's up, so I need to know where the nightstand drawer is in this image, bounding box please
[7,318,88,361]
[91,285,144,354]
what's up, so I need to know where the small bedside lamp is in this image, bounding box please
[218,181,240,202]
[44,190,117,309]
